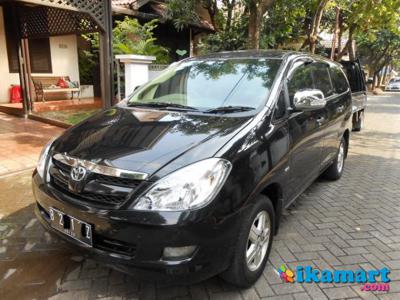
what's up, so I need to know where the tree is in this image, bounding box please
[307,0,330,53]
[222,0,237,32]
[166,0,400,66]
[165,0,199,31]
[331,0,400,61]
[262,0,309,49]
[198,1,249,53]
[246,0,276,49]
[167,0,277,50]
[202,0,219,30]
[357,28,400,88]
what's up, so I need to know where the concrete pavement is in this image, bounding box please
[0,113,63,176]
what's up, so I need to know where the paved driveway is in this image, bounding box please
[0,93,399,300]
[0,113,63,176]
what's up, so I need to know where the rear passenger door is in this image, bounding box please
[286,61,326,201]
[319,63,351,168]
[309,62,339,168]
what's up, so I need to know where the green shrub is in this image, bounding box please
[82,17,170,64]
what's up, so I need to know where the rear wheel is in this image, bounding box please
[221,195,274,287]
[323,136,347,180]
[352,110,364,132]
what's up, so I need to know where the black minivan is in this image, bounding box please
[33,50,352,287]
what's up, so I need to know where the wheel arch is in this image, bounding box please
[260,182,283,235]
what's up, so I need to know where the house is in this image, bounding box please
[0,5,81,103]
[0,0,214,114]
[112,1,215,60]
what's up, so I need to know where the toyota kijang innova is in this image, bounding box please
[33,50,352,287]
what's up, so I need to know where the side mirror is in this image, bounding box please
[293,89,326,110]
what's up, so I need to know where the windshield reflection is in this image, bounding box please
[128,58,282,112]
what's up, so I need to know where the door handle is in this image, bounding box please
[316,116,325,125]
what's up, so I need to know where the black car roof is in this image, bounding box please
[189,50,341,66]
[194,50,295,60]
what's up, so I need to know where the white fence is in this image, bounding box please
[149,64,169,80]
[115,54,170,100]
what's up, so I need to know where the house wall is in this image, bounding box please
[0,6,80,103]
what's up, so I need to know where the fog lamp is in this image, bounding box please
[163,246,197,260]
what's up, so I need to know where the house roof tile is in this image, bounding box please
[112,0,215,32]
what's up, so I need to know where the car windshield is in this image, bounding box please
[128,58,282,112]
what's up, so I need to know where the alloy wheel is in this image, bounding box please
[246,210,271,272]
[337,142,345,173]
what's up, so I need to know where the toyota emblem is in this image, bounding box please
[70,165,87,181]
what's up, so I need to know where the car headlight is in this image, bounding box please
[36,137,57,178]
[133,158,232,211]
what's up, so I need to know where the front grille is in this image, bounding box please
[53,159,71,173]
[94,173,139,187]
[49,157,142,208]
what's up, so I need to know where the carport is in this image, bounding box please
[0,0,114,116]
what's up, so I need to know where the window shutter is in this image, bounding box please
[29,38,52,73]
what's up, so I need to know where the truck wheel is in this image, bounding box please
[323,137,347,180]
[220,195,275,287]
[352,110,364,132]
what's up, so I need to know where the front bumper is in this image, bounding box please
[385,87,400,91]
[32,173,239,283]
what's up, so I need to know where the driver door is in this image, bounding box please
[286,61,327,202]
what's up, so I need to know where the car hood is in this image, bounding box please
[52,107,252,177]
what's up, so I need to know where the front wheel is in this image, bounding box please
[323,136,347,180]
[220,195,275,287]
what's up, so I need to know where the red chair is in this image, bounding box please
[10,85,23,103]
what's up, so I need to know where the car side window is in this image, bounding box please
[273,88,287,120]
[330,66,349,94]
[311,62,334,97]
[341,62,365,92]
[287,64,314,105]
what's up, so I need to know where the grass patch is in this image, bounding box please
[35,109,100,125]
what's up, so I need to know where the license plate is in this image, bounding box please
[49,207,93,247]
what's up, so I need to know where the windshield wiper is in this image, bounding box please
[205,106,255,114]
[128,102,198,111]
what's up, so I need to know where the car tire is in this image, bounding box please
[323,136,347,180]
[220,195,275,287]
[352,110,364,132]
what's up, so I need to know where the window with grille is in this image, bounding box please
[4,5,53,74]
